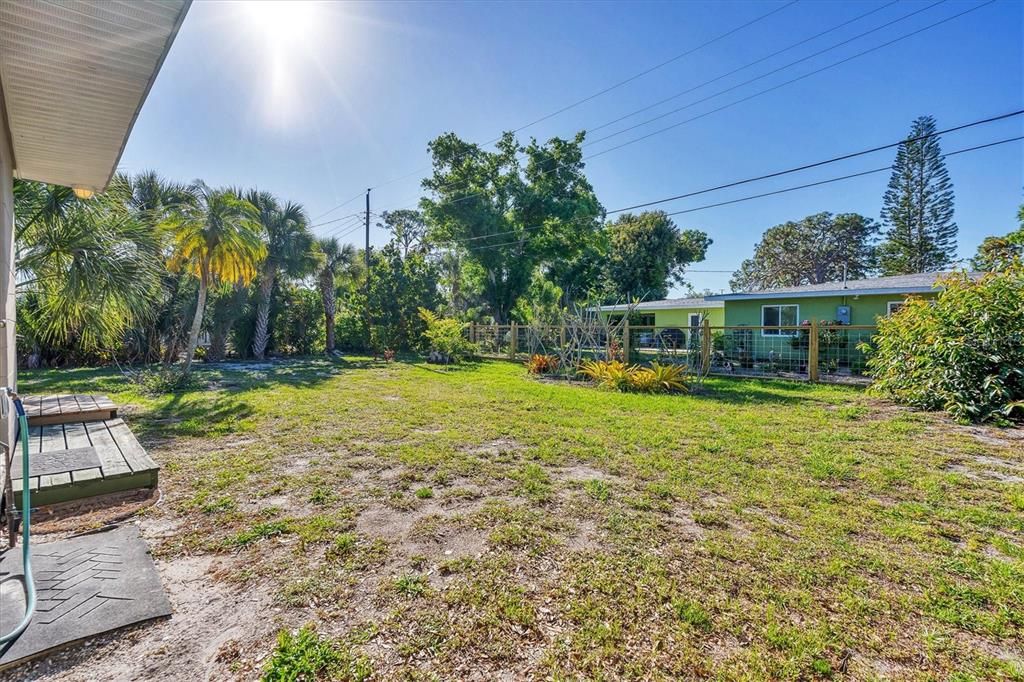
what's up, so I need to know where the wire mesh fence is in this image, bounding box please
[468,322,876,384]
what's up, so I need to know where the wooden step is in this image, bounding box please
[23,394,117,426]
[10,417,158,508]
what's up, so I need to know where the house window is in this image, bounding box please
[887,301,906,316]
[635,313,655,327]
[761,304,799,336]
[688,313,702,328]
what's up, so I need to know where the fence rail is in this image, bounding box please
[468,321,877,384]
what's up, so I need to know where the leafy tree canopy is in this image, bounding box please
[602,211,710,300]
[421,131,603,322]
[378,209,427,258]
[364,242,441,351]
[972,204,1024,272]
[730,212,878,292]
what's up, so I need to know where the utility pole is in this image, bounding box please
[364,188,371,274]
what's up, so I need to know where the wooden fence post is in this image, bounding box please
[808,319,819,382]
[701,319,711,372]
[559,324,566,351]
[622,321,630,363]
[510,323,518,359]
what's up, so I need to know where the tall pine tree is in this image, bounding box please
[877,116,957,274]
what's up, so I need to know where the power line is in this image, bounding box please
[384,0,996,217]
[607,109,1023,214]
[324,1,800,198]
[323,220,366,242]
[421,110,1023,249]
[310,212,364,230]
[662,135,1024,217]
[583,0,944,148]
[375,0,911,214]
[585,0,997,160]
[310,190,365,223]
[505,0,800,138]
[585,0,899,135]
[450,133,1023,254]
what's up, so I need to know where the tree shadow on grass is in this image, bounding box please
[133,392,256,441]
[696,375,863,407]
[406,357,487,376]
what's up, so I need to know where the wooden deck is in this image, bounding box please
[23,394,117,426]
[10,417,158,508]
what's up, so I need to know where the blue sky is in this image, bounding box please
[120,0,1023,293]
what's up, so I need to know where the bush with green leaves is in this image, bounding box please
[134,367,202,395]
[862,268,1024,423]
[418,308,473,364]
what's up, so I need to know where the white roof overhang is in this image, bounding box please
[0,0,190,192]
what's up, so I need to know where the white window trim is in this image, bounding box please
[886,300,905,316]
[761,304,800,337]
[688,313,702,328]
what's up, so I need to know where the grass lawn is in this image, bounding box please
[19,357,1024,681]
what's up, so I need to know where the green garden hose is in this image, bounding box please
[1,398,35,644]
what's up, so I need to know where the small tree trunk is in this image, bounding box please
[207,318,231,362]
[325,309,336,352]
[252,268,275,360]
[142,322,162,364]
[182,272,208,375]
[320,269,337,353]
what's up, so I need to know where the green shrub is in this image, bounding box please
[135,367,201,395]
[862,268,1024,423]
[418,308,473,364]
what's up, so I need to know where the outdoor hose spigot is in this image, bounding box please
[0,386,17,419]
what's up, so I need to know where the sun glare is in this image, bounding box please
[231,0,337,129]
[241,0,321,45]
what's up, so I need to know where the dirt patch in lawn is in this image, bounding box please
[946,462,1024,484]
[465,437,524,457]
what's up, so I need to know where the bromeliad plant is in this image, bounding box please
[525,354,559,375]
[577,359,688,394]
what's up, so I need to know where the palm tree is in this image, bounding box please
[245,190,318,360]
[315,237,355,353]
[15,179,162,357]
[165,182,265,374]
[114,171,192,362]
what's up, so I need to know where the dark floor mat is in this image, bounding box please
[10,447,101,479]
[0,524,171,671]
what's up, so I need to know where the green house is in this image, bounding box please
[705,272,976,327]
[599,296,725,328]
[597,272,978,372]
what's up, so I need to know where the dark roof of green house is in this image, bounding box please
[705,271,983,302]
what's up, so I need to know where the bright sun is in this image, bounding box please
[240,0,321,46]
[232,1,335,128]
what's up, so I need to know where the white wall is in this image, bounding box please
[0,86,16,483]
